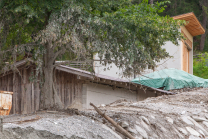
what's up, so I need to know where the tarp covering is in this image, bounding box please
[131,68,208,90]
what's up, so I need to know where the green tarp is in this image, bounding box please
[131,68,208,90]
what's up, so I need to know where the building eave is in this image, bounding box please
[173,12,205,36]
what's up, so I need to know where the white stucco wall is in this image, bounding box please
[81,83,157,109]
[94,56,130,80]
[94,27,194,78]
[154,41,182,72]
[94,40,182,79]
[83,83,137,109]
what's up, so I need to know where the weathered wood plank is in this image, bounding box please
[65,73,69,107]
[21,69,27,114]
[61,71,64,103]
[31,83,34,112]
[12,73,16,114]
[69,73,72,105]
[34,81,40,111]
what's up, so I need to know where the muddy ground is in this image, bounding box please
[2,88,208,139]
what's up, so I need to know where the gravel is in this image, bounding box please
[2,88,208,139]
[2,114,120,139]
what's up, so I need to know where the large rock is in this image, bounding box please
[120,121,129,128]
[189,135,201,139]
[102,124,122,139]
[181,116,194,125]
[191,116,208,122]
[140,120,150,131]
[187,116,208,135]
[178,127,188,135]
[172,127,184,138]
[199,130,205,136]
[203,121,208,128]
[166,117,173,124]
[135,125,148,139]
[140,116,150,125]
[135,135,143,139]
[186,127,200,137]
[128,127,138,135]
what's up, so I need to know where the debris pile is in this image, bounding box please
[1,88,208,139]
[86,88,208,139]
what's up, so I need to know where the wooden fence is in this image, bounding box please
[0,66,83,114]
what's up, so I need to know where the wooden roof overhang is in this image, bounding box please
[0,58,176,95]
[173,12,205,36]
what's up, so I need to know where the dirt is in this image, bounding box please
[2,88,208,139]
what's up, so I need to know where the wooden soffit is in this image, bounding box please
[173,12,205,36]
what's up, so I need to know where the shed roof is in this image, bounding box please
[173,12,205,36]
[9,59,175,95]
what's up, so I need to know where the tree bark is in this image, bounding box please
[149,0,153,4]
[40,44,64,110]
[200,0,207,51]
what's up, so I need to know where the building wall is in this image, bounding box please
[94,26,195,79]
[136,88,157,101]
[82,83,156,109]
[94,56,128,80]
[143,40,182,75]
[83,83,136,109]
[94,38,182,79]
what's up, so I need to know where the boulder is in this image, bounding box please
[181,116,194,125]
[102,124,122,139]
[166,117,173,124]
[186,127,200,137]
[141,121,150,131]
[135,135,143,139]
[199,130,205,136]
[178,127,188,135]
[189,135,201,139]
[187,116,208,135]
[135,125,148,139]
[140,116,150,125]
[203,121,208,128]
[128,127,138,135]
[120,121,129,128]
[191,116,208,122]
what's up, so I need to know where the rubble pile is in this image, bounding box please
[1,88,208,139]
[86,88,208,139]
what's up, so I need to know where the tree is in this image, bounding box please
[0,0,183,109]
[157,0,208,51]
[149,0,154,4]
[199,0,208,51]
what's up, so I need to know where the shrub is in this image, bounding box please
[193,52,208,79]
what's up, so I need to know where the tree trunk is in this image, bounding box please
[149,0,153,4]
[40,45,64,110]
[200,0,207,51]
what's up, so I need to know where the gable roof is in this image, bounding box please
[173,12,205,36]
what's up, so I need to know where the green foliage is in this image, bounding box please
[193,52,208,79]
[0,0,183,77]
[157,0,206,51]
